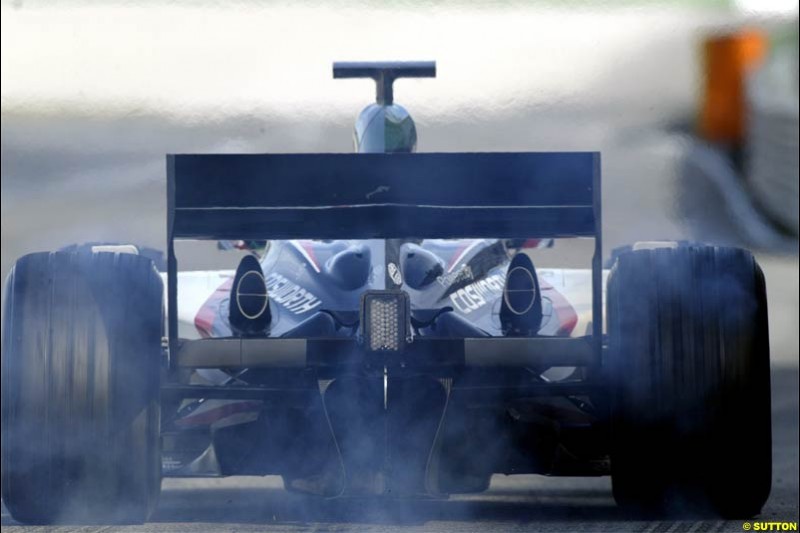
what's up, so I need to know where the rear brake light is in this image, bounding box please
[360,290,410,353]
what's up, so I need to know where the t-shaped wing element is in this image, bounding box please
[333,61,436,105]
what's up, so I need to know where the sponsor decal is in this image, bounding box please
[446,240,484,272]
[387,262,403,285]
[437,264,474,287]
[236,270,269,320]
[265,272,322,314]
[162,457,184,473]
[503,266,537,315]
[449,273,505,314]
[365,185,390,199]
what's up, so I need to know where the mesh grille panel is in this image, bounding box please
[368,297,401,351]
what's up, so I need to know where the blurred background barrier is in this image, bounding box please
[699,27,767,144]
[746,25,799,234]
[695,23,798,236]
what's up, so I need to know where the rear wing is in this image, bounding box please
[166,152,602,364]
[167,152,599,240]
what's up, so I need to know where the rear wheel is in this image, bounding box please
[607,245,771,518]
[1,251,163,524]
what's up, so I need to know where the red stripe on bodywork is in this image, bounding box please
[446,240,472,271]
[298,240,321,272]
[176,401,262,428]
[539,278,579,336]
[194,278,233,338]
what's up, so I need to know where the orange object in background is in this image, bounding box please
[698,29,767,144]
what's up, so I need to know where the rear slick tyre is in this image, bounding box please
[607,245,771,518]
[1,251,163,524]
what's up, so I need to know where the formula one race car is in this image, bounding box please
[1,62,771,524]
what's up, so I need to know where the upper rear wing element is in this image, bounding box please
[167,152,600,240]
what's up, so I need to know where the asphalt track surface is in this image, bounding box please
[1,367,796,532]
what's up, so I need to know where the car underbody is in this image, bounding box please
[161,364,610,496]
